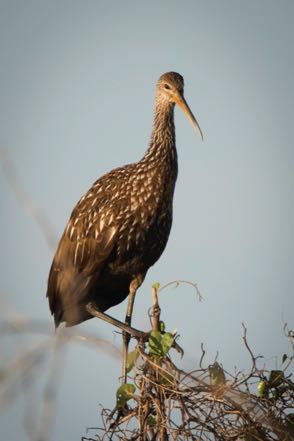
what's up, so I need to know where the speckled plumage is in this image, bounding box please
[47,72,202,327]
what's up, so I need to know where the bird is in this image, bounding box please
[47,71,203,380]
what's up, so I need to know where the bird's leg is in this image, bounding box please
[122,275,144,383]
[86,303,145,339]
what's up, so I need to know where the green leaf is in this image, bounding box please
[148,331,163,357]
[159,321,165,333]
[126,348,140,373]
[161,332,174,355]
[268,370,284,388]
[209,362,226,387]
[147,415,157,427]
[148,331,174,357]
[116,383,136,409]
[152,282,160,290]
[257,379,267,398]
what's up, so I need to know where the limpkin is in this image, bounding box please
[47,72,203,380]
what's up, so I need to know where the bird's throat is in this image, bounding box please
[144,100,176,164]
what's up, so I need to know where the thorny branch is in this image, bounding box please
[1,299,294,441]
[83,288,294,441]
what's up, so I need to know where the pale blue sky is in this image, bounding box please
[1,1,294,440]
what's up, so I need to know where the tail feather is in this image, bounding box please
[47,260,94,327]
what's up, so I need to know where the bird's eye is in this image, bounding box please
[164,84,171,90]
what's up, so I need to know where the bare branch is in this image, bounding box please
[0,146,58,249]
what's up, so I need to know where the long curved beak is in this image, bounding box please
[174,93,204,141]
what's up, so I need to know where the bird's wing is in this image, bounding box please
[47,171,129,326]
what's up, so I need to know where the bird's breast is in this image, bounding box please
[109,164,176,274]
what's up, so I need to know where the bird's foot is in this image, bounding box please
[86,302,147,341]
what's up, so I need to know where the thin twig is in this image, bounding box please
[0,146,58,250]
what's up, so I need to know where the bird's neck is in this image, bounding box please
[142,97,177,165]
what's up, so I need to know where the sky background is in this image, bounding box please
[0,1,294,440]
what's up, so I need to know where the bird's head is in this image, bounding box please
[157,71,203,141]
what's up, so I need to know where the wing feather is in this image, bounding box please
[46,174,126,326]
